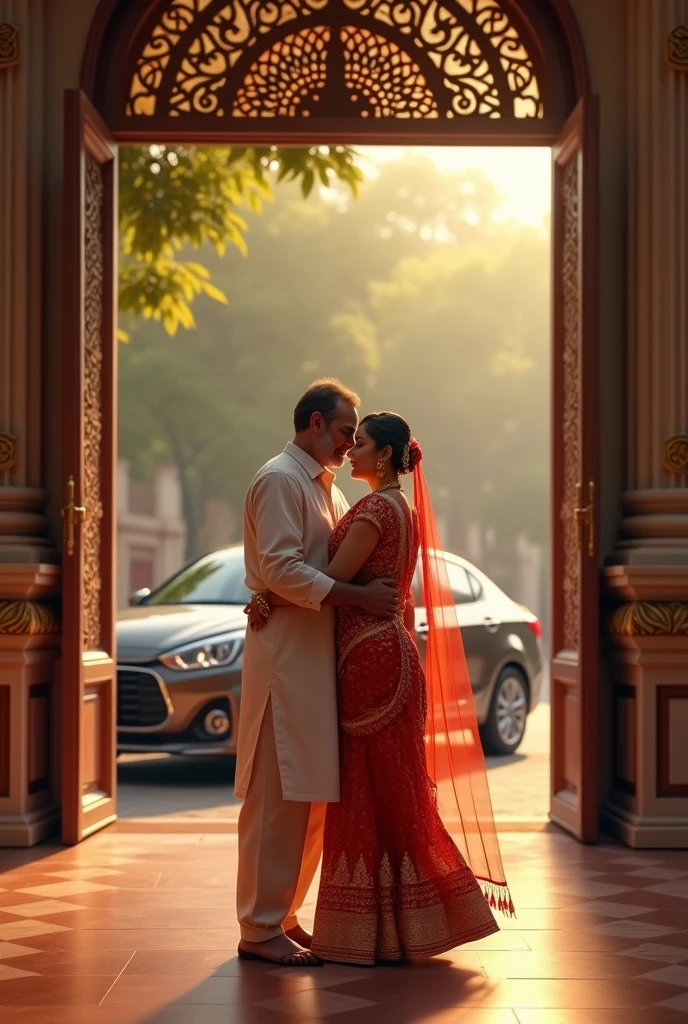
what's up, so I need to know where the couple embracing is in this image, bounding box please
[235,379,513,968]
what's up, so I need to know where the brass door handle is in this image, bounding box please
[61,475,86,556]
[573,480,595,557]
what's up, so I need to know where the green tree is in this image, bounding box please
[332,225,550,555]
[118,144,362,337]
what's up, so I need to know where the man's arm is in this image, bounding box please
[250,473,398,618]
[322,578,397,613]
[264,577,398,616]
[252,471,334,611]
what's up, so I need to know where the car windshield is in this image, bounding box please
[145,548,251,606]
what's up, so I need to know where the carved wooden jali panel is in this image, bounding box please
[550,97,599,843]
[83,156,105,654]
[61,92,118,844]
[127,0,543,121]
[560,155,580,654]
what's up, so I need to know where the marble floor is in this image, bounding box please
[0,827,688,1023]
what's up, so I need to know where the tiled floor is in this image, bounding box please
[0,828,687,1023]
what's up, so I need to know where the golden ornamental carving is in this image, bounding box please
[0,433,16,472]
[561,156,580,652]
[127,0,542,121]
[0,23,19,69]
[664,434,688,475]
[0,599,60,636]
[608,601,688,637]
[82,156,105,653]
[668,25,688,71]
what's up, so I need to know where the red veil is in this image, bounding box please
[413,462,515,917]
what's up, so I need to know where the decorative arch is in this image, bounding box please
[83,0,589,141]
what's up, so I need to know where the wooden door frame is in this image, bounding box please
[549,96,600,842]
[63,0,599,843]
[61,92,119,844]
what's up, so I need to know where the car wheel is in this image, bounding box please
[480,667,529,756]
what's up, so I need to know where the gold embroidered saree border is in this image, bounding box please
[312,880,499,965]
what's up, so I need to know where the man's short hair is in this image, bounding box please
[293,378,361,432]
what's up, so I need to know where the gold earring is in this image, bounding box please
[376,459,386,478]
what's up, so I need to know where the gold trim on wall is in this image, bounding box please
[0,600,60,636]
[0,23,18,69]
[665,434,688,474]
[0,433,16,472]
[608,601,688,637]
[668,25,688,71]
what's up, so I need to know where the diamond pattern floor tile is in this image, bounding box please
[548,880,633,899]
[608,857,664,867]
[16,881,115,898]
[593,920,681,938]
[639,965,688,987]
[646,880,688,901]
[0,964,39,982]
[658,991,688,1013]
[618,943,688,965]
[0,831,687,1022]
[562,899,652,919]
[255,989,377,1017]
[46,869,124,881]
[627,868,688,882]
[0,920,70,941]
[269,964,376,988]
[0,900,87,918]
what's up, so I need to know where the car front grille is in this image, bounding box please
[117,668,169,729]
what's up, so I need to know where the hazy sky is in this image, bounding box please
[361,146,552,227]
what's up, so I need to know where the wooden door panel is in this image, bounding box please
[61,91,118,844]
[550,96,600,842]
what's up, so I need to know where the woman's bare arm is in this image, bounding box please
[323,520,380,583]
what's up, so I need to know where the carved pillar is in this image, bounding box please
[603,2,688,848]
[0,0,60,846]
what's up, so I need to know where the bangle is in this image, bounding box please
[254,592,271,620]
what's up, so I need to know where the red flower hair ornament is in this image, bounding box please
[402,438,423,474]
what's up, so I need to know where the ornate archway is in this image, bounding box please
[82,0,588,141]
[62,0,599,846]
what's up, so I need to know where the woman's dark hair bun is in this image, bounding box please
[360,412,421,475]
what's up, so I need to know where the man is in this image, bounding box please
[235,379,398,966]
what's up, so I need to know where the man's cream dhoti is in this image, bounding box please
[236,444,349,942]
[236,698,326,941]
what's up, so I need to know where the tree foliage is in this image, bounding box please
[118,144,363,337]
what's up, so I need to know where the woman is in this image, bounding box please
[248,413,512,965]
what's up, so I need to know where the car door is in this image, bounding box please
[443,560,494,705]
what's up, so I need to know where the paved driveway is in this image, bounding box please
[117,703,551,823]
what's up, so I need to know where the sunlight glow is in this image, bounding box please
[360,146,551,227]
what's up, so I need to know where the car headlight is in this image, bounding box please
[159,630,245,672]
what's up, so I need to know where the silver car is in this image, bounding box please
[116,544,543,758]
[412,552,544,755]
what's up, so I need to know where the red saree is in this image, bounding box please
[311,491,499,965]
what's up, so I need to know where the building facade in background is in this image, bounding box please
[116,461,186,608]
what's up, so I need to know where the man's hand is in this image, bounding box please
[358,578,400,619]
[244,594,267,631]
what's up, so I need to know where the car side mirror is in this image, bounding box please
[129,588,150,607]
